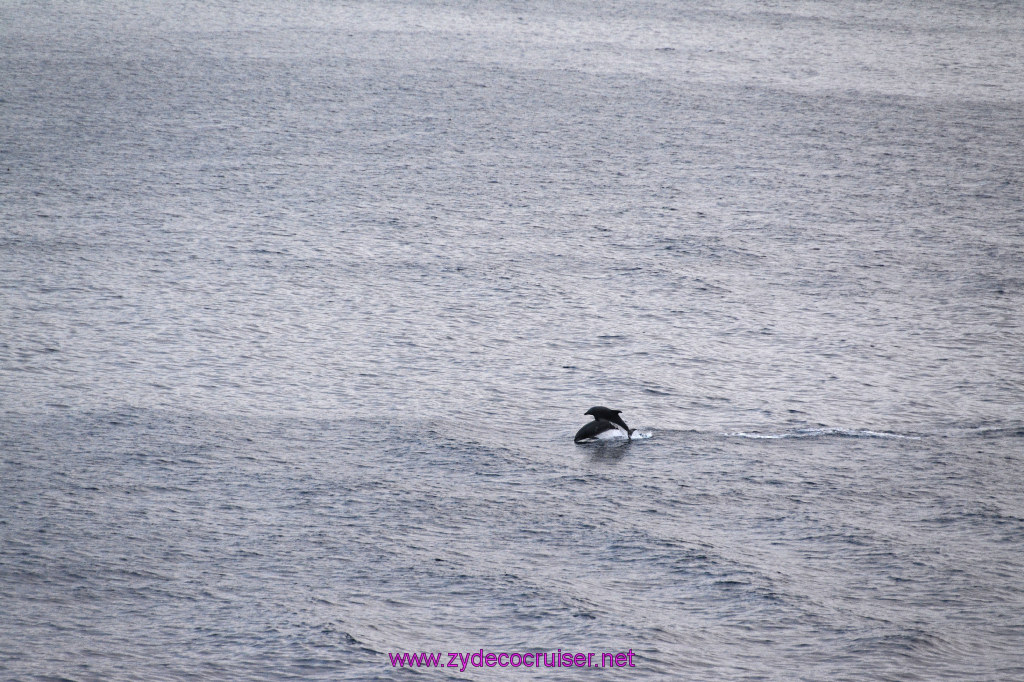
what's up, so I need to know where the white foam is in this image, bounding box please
[584,429,652,442]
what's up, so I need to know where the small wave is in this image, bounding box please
[726,428,920,441]
[959,425,1024,439]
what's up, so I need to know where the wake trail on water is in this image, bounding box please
[725,428,922,441]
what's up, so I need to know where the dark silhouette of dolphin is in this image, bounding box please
[574,406,634,442]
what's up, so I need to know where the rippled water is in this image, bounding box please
[3,1,1023,679]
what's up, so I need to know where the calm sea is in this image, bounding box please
[2,0,1023,679]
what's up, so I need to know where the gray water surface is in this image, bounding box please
[2,1,1023,679]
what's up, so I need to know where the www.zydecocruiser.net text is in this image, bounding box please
[389,649,637,671]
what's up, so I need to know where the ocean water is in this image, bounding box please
[2,0,1023,679]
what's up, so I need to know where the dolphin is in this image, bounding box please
[574,406,634,442]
